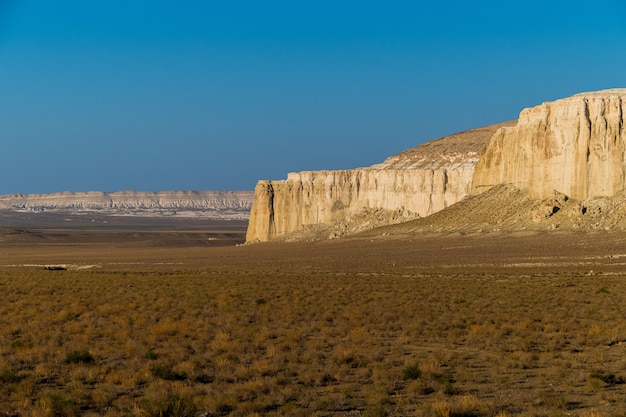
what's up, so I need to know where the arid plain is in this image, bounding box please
[1,212,626,416]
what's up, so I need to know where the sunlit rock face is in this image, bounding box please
[247,89,626,242]
[245,123,510,242]
[472,89,626,200]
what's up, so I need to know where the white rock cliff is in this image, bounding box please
[247,89,626,242]
[472,89,626,200]
[0,190,255,219]
[246,123,510,241]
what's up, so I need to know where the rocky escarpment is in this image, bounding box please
[246,123,512,242]
[247,88,626,242]
[473,89,626,200]
[247,89,626,241]
[0,190,254,219]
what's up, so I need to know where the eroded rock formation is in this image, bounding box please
[246,123,512,242]
[0,190,255,219]
[472,89,626,200]
[247,89,626,242]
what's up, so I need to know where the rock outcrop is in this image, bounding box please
[0,190,255,219]
[472,89,626,200]
[247,89,626,242]
[246,123,512,242]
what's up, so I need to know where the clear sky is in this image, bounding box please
[1,1,625,194]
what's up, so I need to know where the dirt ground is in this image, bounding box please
[1,223,626,416]
[4,224,626,275]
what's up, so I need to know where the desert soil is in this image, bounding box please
[1,220,625,416]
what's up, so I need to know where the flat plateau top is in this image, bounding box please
[572,88,626,97]
[376,121,515,169]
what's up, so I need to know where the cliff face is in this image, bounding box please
[246,123,511,242]
[246,169,461,241]
[472,89,626,200]
[247,89,626,241]
[0,190,255,219]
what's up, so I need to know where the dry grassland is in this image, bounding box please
[1,229,626,416]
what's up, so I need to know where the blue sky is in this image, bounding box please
[1,1,625,193]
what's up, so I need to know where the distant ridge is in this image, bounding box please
[0,190,255,220]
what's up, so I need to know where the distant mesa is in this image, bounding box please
[246,88,626,242]
[0,190,255,220]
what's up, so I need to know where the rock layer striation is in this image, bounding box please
[246,123,511,241]
[0,190,255,219]
[472,89,626,200]
[247,89,626,241]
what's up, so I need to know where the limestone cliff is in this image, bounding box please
[246,123,512,242]
[472,89,626,200]
[0,190,254,219]
[247,89,626,241]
